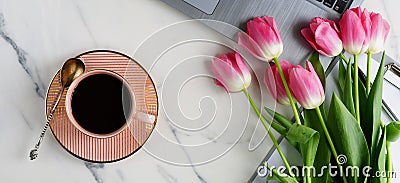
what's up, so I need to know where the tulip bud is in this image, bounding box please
[238,16,283,61]
[339,7,371,55]
[264,60,294,105]
[368,12,390,54]
[288,61,325,109]
[211,52,252,93]
[301,17,343,57]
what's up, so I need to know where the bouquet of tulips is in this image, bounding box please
[211,7,400,183]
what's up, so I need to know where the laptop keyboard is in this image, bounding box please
[316,0,352,14]
[183,0,352,16]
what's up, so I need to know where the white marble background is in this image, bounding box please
[0,0,273,182]
[0,0,398,183]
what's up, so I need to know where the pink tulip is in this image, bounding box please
[288,61,324,109]
[238,16,283,61]
[339,7,371,55]
[301,17,343,57]
[368,12,390,54]
[264,60,294,105]
[211,52,252,93]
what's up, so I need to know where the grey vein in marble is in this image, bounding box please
[0,13,46,99]
[157,165,178,183]
[84,162,105,183]
[169,125,208,183]
[74,4,98,46]
[20,111,33,130]
[116,169,126,182]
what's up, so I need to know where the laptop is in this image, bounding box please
[157,0,400,182]
[159,0,363,65]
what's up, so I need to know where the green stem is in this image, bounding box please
[354,54,360,125]
[243,88,295,177]
[367,52,372,94]
[340,53,349,64]
[273,57,302,125]
[264,163,299,182]
[315,106,348,183]
[386,142,392,183]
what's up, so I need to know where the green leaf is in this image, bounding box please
[268,117,288,135]
[265,107,293,129]
[308,51,326,89]
[363,53,386,158]
[266,165,299,183]
[386,121,400,142]
[261,115,300,149]
[298,132,319,167]
[299,110,320,183]
[327,93,370,183]
[344,62,355,116]
[339,58,346,94]
[372,127,387,183]
[285,123,319,145]
[304,109,332,183]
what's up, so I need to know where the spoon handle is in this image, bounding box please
[29,87,65,160]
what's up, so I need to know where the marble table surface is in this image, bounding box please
[0,0,398,182]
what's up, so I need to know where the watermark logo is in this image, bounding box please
[337,154,347,165]
[258,154,397,179]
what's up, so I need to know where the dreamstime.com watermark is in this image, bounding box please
[257,154,397,179]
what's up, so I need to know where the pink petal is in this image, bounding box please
[238,32,268,61]
[314,22,343,56]
[312,17,340,34]
[264,65,290,105]
[251,21,269,45]
[313,17,324,24]
[264,67,279,100]
[370,13,384,39]
[213,57,237,80]
[326,19,340,33]
[234,53,250,76]
[350,7,363,17]
[368,12,390,53]
[289,67,311,107]
[246,20,257,39]
[305,61,316,73]
[279,60,295,78]
[275,61,293,105]
[361,9,372,48]
[259,23,281,46]
[301,28,320,51]
[242,16,283,60]
[288,63,324,109]
[340,10,366,54]
[212,57,244,92]
[306,61,324,96]
[310,22,319,34]
[262,16,282,43]
[228,53,251,86]
[212,61,230,92]
[383,20,390,41]
[253,17,266,25]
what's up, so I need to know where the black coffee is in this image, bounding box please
[71,74,132,134]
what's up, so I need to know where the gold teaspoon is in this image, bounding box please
[29,58,85,160]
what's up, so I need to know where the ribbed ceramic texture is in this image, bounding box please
[46,50,158,162]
